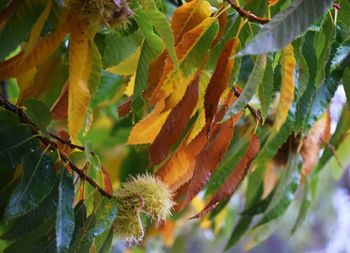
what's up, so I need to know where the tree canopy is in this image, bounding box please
[0,0,350,252]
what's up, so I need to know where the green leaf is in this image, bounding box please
[0,0,46,60]
[132,41,160,112]
[238,0,333,56]
[1,184,58,240]
[259,55,274,122]
[91,71,123,108]
[314,14,335,86]
[5,147,56,219]
[139,0,177,65]
[97,229,114,253]
[133,6,164,55]
[56,169,75,253]
[23,99,51,132]
[291,177,312,234]
[223,55,267,121]
[331,38,350,71]
[256,104,295,164]
[344,67,350,105]
[315,104,350,174]
[257,153,301,226]
[224,166,265,250]
[96,30,143,68]
[88,40,103,96]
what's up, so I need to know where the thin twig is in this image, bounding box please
[225,0,270,25]
[0,95,113,199]
[48,132,96,155]
[231,86,262,124]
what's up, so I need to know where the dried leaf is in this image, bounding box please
[301,111,331,176]
[204,38,239,123]
[192,135,260,218]
[182,110,242,208]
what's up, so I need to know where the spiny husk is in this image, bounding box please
[113,174,174,243]
[65,0,132,26]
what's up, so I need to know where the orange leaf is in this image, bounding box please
[192,135,260,218]
[149,17,218,106]
[212,10,227,46]
[155,129,207,192]
[127,100,171,144]
[68,17,92,141]
[149,75,200,165]
[171,0,212,44]
[0,15,69,79]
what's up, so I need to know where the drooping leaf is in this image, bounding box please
[5,147,56,219]
[301,112,330,176]
[0,14,69,79]
[331,38,350,71]
[315,104,350,174]
[139,0,177,65]
[170,0,212,44]
[204,38,239,123]
[67,17,91,141]
[0,0,46,60]
[238,0,333,56]
[56,169,75,253]
[149,75,199,165]
[258,55,274,121]
[155,127,207,192]
[149,17,219,106]
[127,101,171,145]
[133,6,164,54]
[273,44,296,132]
[223,54,267,121]
[132,41,160,112]
[183,94,242,207]
[257,153,301,226]
[23,99,51,133]
[193,135,260,218]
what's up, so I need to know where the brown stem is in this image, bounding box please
[231,86,262,124]
[0,95,113,199]
[225,0,270,25]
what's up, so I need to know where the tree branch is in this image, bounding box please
[225,0,270,25]
[0,95,113,199]
[231,86,262,124]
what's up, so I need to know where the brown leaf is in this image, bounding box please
[192,135,260,218]
[182,110,242,208]
[149,75,200,165]
[117,96,132,117]
[301,111,331,176]
[204,38,239,123]
[51,81,68,120]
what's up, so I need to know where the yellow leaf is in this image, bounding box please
[273,44,296,131]
[171,0,212,44]
[0,14,69,79]
[124,75,135,96]
[127,101,171,144]
[186,71,211,143]
[25,0,53,55]
[68,17,92,141]
[16,68,37,102]
[107,47,141,76]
